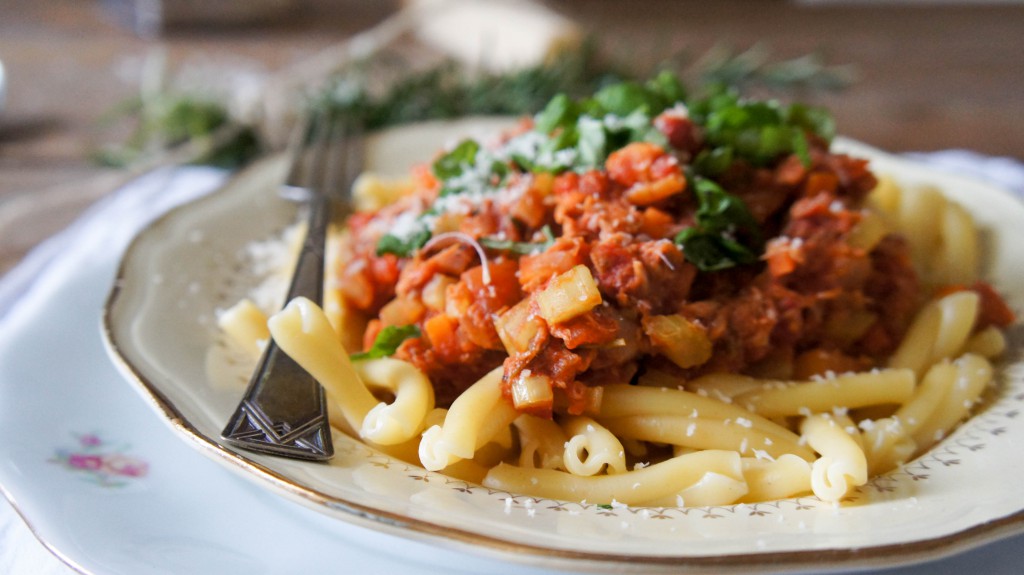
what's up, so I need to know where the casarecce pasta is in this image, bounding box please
[219,73,1014,508]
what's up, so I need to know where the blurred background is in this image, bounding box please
[1,0,1022,274]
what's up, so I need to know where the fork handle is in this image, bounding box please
[221,196,334,461]
[286,194,330,304]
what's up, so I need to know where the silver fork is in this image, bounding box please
[221,110,362,461]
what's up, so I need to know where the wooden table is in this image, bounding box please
[1,0,1022,275]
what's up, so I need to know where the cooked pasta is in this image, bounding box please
[740,455,813,503]
[217,298,270,357]
[869,179,980,287]
[483,450,745,506]
[561,415,628,476]
[801,414,868,503]
[418,366,518,471]
[733,369,916,418]
[225,72,1015,509]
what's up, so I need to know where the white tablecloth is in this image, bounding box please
[2,150,1023,574]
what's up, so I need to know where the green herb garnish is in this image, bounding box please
[675,177,763,271]
[688,86,833,170]
[479,226,556,255]
[376,227,432,258]
[350,325,421,360]
[433,139,481,180]
[512,74,682,174]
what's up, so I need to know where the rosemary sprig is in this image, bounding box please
[696,43,856,95]
[316,40,627,130]
[93,94,261,168]
[93,40,854,169]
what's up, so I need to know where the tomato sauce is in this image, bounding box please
[334,108,1004,417]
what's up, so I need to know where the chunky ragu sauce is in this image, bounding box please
[332,83,1009,418]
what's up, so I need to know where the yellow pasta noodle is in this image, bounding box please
[911,353,992,450]
[217,298,270,357]
[354,357,435,445]
[598,415,815,462]
[739,454,813,503]
[599,384,804,445]
[419,367,518,471]
[965,326,1007,359]
[735,370,916,419]
[862,360,957,473]
[482,450,744,506]
[267,297,378,434]
[875,184,980,287]
[889,291,980,376]
[513,415,568,470]
[800,414,868,503]
[561,416,627,476]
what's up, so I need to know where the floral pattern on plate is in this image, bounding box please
[49,432,149,487]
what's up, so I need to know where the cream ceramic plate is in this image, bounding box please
[102,119,1024,573]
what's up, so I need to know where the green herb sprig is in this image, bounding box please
[479,226,556,255]
[376,228,431,257]
[674,177,764,271]
[688,87,833,174]
[350,325,421,360]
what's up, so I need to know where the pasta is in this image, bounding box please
[222,72,1015,509]
[561,415,628,476]
[801,414,868,503]
[418,366,518,471]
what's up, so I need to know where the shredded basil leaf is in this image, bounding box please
[479,226,556,255]
[786,103,836,143]
[688,86,833,168]
[376,228,431,257]
[433,139,480,180]
[593,81,665,117]
[646,70,688,107]
[791,130,812,168]
[520,73,683,173]
[535,93,578,134]
[575,116,608,168]
[350,325,421,360]
[675,178,763,271]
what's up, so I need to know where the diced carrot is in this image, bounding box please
[423,313,460,361]
[640,207,675,239]
[362,319,383,353]
[552,171,579,196]
[511,184,549,228]
[606,142,662,187]
[775,154,808,186]
[411,163,439,191]
[518,238,588,291]
[803,172,838,196]
[460,259,521,306]
[765,240,800,277]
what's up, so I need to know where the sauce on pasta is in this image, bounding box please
[223,73,1015,506]
[334,77,995,416]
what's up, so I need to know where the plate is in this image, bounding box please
[0,165,587,575]
[101,120,1024,572]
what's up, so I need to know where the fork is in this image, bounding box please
[221,109,362,461]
